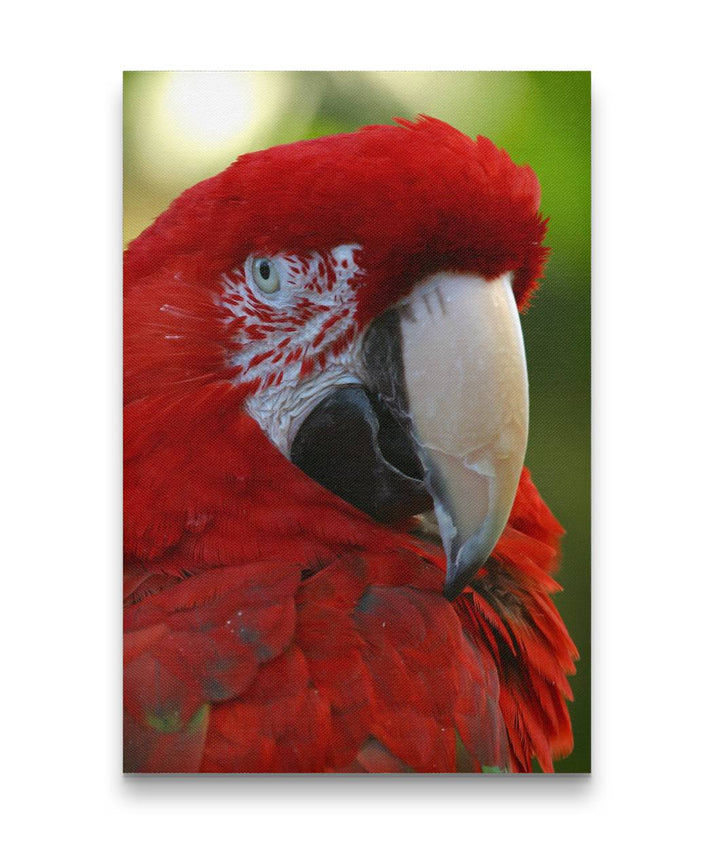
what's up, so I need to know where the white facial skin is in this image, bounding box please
[221,244,364,456]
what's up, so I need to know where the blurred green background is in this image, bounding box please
[124,71,591,773]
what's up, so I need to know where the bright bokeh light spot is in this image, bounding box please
[128,72,290,196]
[163,72,256,146]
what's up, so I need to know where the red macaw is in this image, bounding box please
[124,116,578,773]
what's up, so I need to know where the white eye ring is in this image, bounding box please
[251,257,281,294]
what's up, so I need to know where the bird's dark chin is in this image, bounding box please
[289,381,433,524]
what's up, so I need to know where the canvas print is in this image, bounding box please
[123,71,590,773]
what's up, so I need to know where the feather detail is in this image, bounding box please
[455,469,578,772]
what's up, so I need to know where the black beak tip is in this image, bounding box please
[443,577,467,601]
[443,555,473,600]
[443,547,492,601]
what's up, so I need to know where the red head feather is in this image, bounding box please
[124,117,547,405]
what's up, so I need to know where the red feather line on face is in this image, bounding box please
[123,117,575,773]
[217,246,362,392]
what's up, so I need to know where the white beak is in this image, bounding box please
[397,271,529,597]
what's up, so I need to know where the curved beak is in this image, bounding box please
[363,272,529,599]
[291,270,529,600]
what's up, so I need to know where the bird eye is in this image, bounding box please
[251,257,281,294]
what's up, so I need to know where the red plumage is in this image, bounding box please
[124,117,576,773]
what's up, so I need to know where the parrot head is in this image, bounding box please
[125,116,548,598]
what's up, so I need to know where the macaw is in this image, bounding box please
[124,116,578,773]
